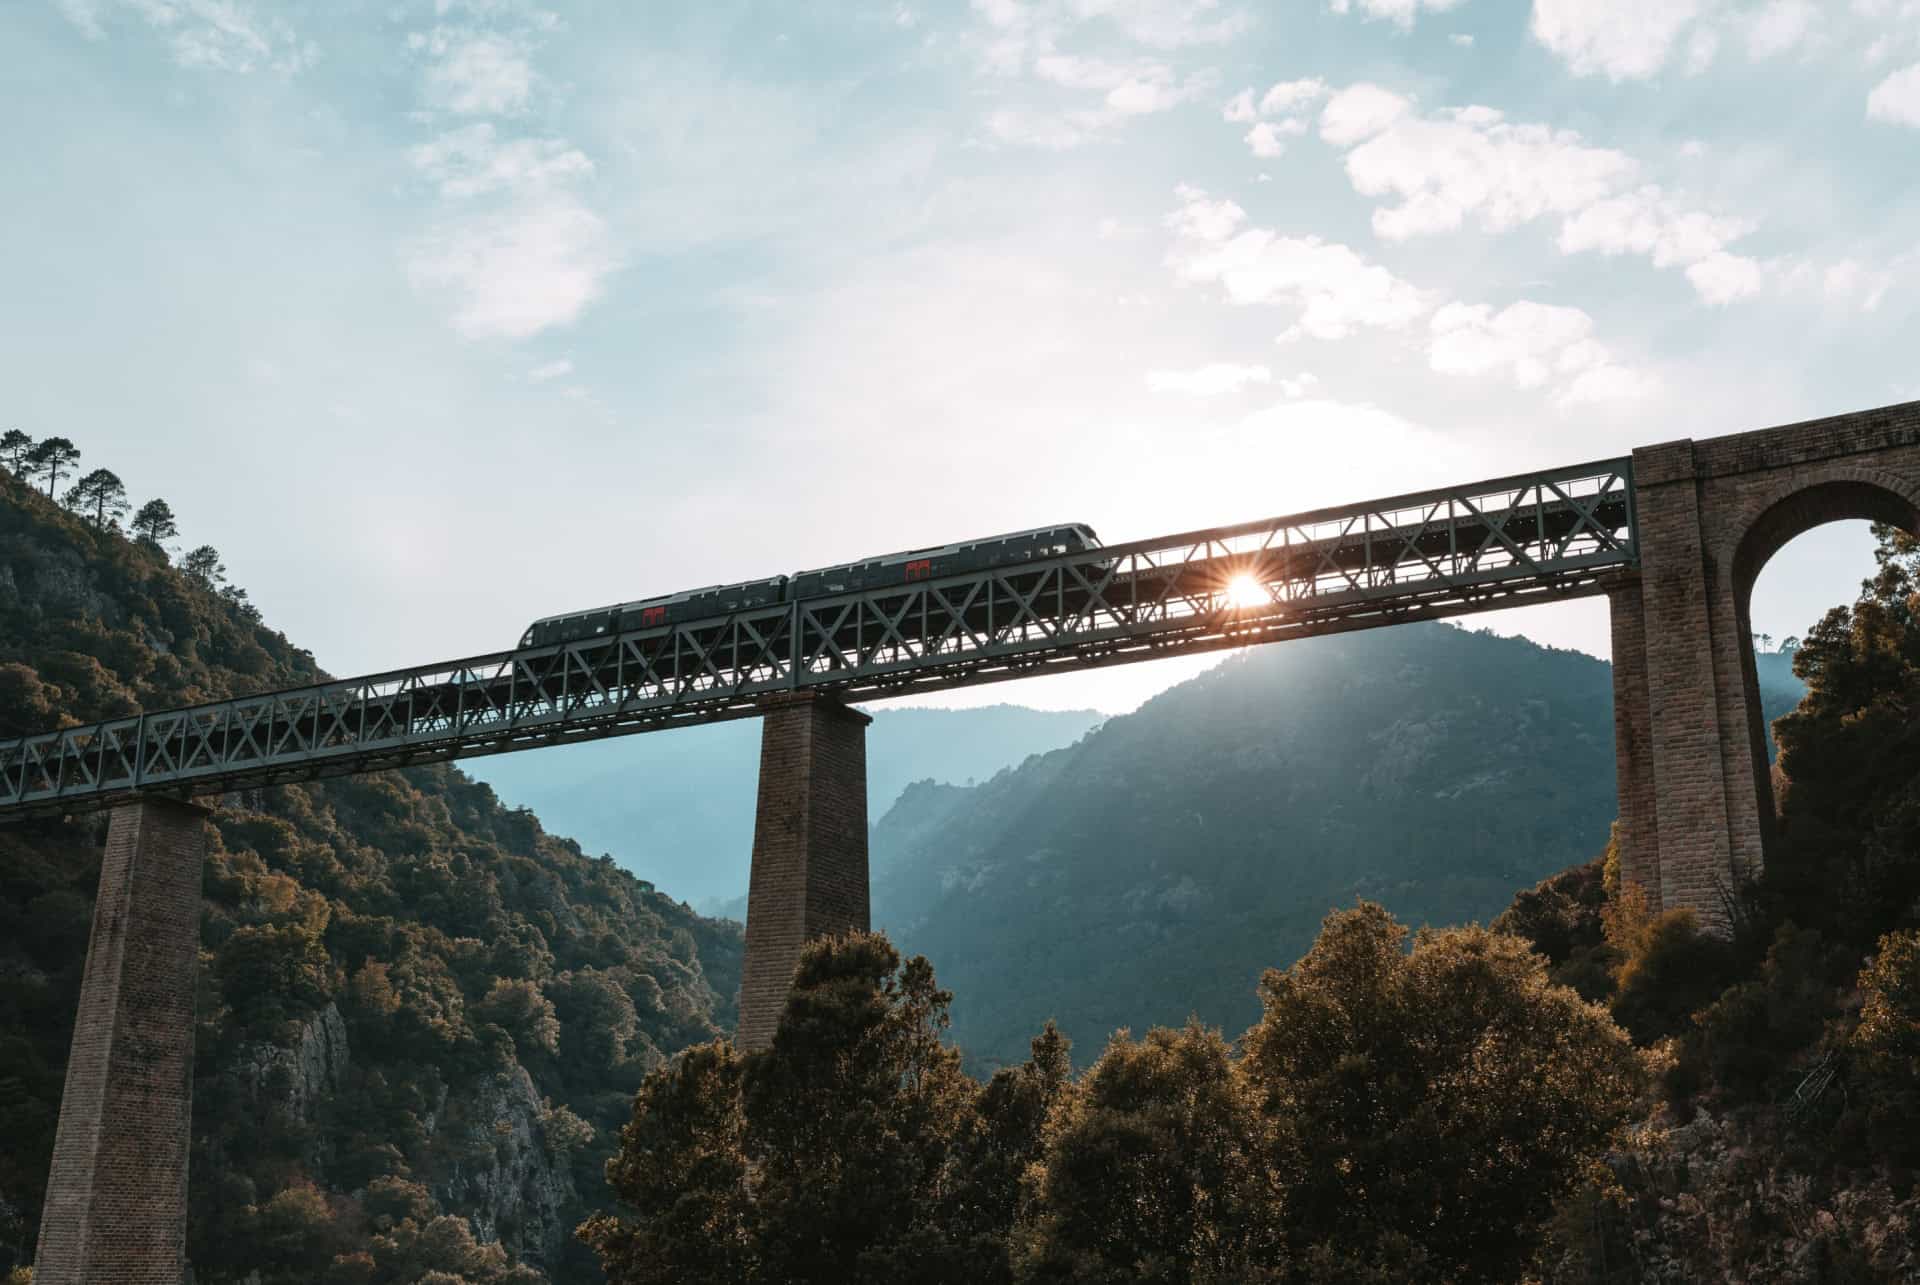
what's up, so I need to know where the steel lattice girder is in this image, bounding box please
[0,457,1635,818]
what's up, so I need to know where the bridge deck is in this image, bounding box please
[0,457,1635,818]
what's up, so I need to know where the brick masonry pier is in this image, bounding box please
[737,693,872,1051]
[1609,402,1920,922]
[35,797,209,1285]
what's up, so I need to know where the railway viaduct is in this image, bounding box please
[5,398,1920,1283]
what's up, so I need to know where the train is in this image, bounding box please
[518,523,1103,648]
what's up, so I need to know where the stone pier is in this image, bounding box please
[35,797,209,1285]
[737,693,872,1051]
[1607,403,1920,923]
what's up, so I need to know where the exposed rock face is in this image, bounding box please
[429,1064,579,1271]
[236,1002,349,1117]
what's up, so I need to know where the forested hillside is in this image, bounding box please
[0,464,741,1282]
[873,621,1806,1070]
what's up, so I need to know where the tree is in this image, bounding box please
[1014,1020,1280,1285]
[0,429,32,473]
[1762,523,1920,952]
[62,468,129,529]
[584,932,983,1285]
[475,978,560,1056]
[24,436,79,499]
[942,1023,1074,1284]
[182,544,226,588]
[1241,903,1643,1282]
[1852,928,1920,1164]
[131,498,179,549]
[742,932,977,1284]
[581,1041,754,1285]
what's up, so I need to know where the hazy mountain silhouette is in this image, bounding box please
[869,623,1808,1070]
[469,703,1104,909]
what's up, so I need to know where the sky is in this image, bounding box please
[4,0,1918,715]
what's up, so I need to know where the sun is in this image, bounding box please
[1226,573,1268,609]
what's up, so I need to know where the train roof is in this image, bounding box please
[792,523,1099,577]
[524,575,789,630]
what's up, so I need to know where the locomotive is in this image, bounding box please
[518,523,1102,648]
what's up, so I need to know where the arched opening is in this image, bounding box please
[1732,480,1920,840]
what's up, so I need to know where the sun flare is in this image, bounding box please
[1226,573,1268,609]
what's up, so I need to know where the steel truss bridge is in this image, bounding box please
[0,457,1637,819]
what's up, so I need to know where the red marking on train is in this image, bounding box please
[641,606,667,626]
[906,559,932,581]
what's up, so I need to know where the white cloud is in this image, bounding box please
[1554,187,1754,267]
[1558,363,1660,407]
[1145,363,1272,395]
[1529,0,1706,80]
[986,107,1090,148]
[55,0,108,39]
[410,125,593,199]
[1318,82,1413,146]
[1317,87,1762,302]
[1428,300,1593,387]
[1327,0,1464,27]
[1775,256,1898,309]
[1223,88,1257,121]
[528,358,574,382]
[1244,121,1289,157]
[971,1,1233,145]
[1068,0,1252,48]
[1428,300,1656,406]
[1165,186,1430,341]
[1258,78,1327,114]
[55,0,318,74]
[1868,62,1920,125]
[1450,32,1475,46]
[1745,0,1817,58]
[1335,100,1633,238]
[417,29,535,115]
[407,197,618,340]
[1277,370,1320,397]
[1684,251,1767,304]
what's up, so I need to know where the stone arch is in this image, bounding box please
[1719,466,1920,841]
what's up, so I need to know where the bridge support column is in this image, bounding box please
[1614,439,1764,927]
[737,693,871,1052]
[1606,578,1661,902]
[36,797,209,1285]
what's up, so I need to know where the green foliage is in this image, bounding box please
[0,429,33,473]
[0,471,742,1280]
[1603,885,1736,1045]
[589,912,1642,1285]
[1014,1020,1278,1284]
[744,933,977,1284]
[1689,923,1832,1102]
[1761,525,1920,954]
[61,468,128,530]
[1243,904,1643,1282]
[182,543,226,587]
[22,438,78,499]
[1851,928,1920,1165]
[1492,850,1617,1001]
[588,933,1025,1285]
[582,1041,752,1285]
[130,496,178,548]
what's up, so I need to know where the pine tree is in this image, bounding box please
[63,468,130,529]
[0,429,33,473]
[24,436,79,499]
[130,498,180,550]
[182,545,227,588]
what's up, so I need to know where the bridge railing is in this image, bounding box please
[0,457,1634,817]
